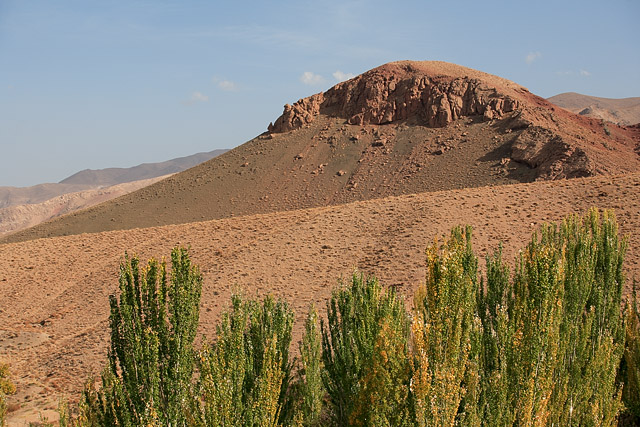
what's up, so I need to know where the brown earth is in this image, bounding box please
[2,61,640,424]
[3,61,640,244]
[548,92,640,126]
[1,173,640,424]
[0,175,171,237]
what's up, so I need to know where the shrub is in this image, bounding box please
[80,247,202,426]
[412,226,481,427]
[321,273,411,426]
[0,362,16,427]
[196,293,295,426]
[621,284,640,424]
[295,305,325,426]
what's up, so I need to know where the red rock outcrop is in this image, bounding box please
[269,61,522,132]
[268,60,640,182]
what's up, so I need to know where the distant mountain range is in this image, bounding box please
[548,92,640,126]
[0,149,227,236]
[59,149,228,186]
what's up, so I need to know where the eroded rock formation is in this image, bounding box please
[269,62,521,132]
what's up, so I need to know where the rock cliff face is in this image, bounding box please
[269,61,522,132]
[267,61,640,182]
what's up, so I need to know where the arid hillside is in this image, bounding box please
[548,92,640,126]
[0,175,170,237]
[3,61,639,244]
[58,149,228,186]
[0,150,227,238]
[1,172,639,424]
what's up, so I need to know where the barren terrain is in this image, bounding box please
[1,173,639,424]
[548,92,640,126]
[3,62,639,244]
[0,175,170,237]
[2,61,640,425]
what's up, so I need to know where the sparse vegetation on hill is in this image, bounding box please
[49,208,638,426]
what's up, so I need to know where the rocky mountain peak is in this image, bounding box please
[269,61,526,133]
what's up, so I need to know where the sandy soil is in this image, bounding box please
[1,172,639,424]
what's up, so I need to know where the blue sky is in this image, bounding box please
[1,0,638,187]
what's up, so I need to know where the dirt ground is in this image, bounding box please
[1,172,639,424]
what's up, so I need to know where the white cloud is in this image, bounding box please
[333,70,355,82]
[580,69,591,76]
[300,71,325,85]
[555,70,573,76]
[182,91,209,105]
[525,51,542,64]
[218,80,237,91]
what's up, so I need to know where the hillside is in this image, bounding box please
[548,92,640,126]
[0,175,170,237]
[0,150,227,238]
[1,172,639,423]
[0,149,227,210]
[59,149,228,186]
[3,61,639,244]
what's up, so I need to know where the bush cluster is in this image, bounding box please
[46,209,639,426]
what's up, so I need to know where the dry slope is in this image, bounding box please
[548,92,640,126]
[3,61,639,244]
[1,172,639,424]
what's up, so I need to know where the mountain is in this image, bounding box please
[2,61,639,244]
[0,149,227,236]
[548,92,640,126]
[59,149,228,186]
[0,175,170,237]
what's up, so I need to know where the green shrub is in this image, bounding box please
[412,226,481,427]
[476,209,628,426]
[196,293,295,426]
[80,247,202,426]
[320,273,411,426]
[0,361,16,426]
[295,305,325,426]
[621,284,640,424]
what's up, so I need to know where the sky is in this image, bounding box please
[0,0,638,187]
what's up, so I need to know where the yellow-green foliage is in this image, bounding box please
[412,226,480,427]
[296,305,325,426]
[63,208,633,426]
[0,362,16,426]
[622,285,640,423]
[321,273,411,426]
[80,247,202,426]
[196,294,295,426]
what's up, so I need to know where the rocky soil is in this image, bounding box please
[1,173,640,424]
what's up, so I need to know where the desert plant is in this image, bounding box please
[411,226,481,427]
[196,293,295,426]
[321,272,411,426]
[0,362,16,426]
[80,247,202,426]
[621,283,640,424]
[295,305,325,426]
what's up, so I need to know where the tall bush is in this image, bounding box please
[295,305,325,426]
[0,362,16,426]
[196,293,295,426]
[80,247,202,426]
[622,285,640,424]
[321,273,411,426]
[411,226,481,427]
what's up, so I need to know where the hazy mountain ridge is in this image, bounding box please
[59,149,228,186]
[548,92,640,126]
